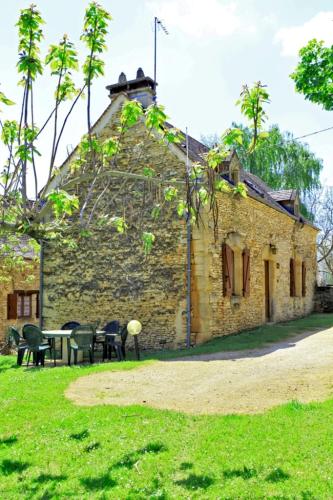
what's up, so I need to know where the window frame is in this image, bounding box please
[17,293,32,319]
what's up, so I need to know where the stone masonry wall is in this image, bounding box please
[42,113,188,351]
[191,192,318,344]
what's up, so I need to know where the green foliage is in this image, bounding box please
[233,123,322,193]
[143,166,155,178]
[47,190,79,219]
[102,137,119,159]
[0,234,39,283]
[145,104,167,130]
[215,178,231,193]
[232,182,247,198]
[110,216,128,233]
[81,2,112,84]
[120,100,143,129]
[164,186,178,202]
[1,120,18,145]
[177,199,187,217]
[163,127,184,144]
[0,92,15,109]
[16,4,44,82]
[291,39,333,111]
[142,231,155,254]
[45,37,78,75]
[205,147,229,170]
[236,82,270,151]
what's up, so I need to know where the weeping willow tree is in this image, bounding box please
[232,124,322,194]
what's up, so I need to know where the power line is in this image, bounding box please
[294,125,333,141]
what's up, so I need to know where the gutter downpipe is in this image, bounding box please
[185,128,191,349]
[39,240,44,330]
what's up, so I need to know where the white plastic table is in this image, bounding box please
[43,329,106,364]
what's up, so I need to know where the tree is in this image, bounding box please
[291,39,333,110]
[304,187,333,284]
[0,4,270,278]
[230,124,322,194]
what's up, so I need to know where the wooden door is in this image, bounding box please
[264,260,270,321]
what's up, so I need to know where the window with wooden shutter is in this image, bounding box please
[222,243,234,297]
[290,258,296,297]
[302,262,306,297]
[242,249,250,297]
[7,293,18,320]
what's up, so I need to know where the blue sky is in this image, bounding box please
[1,0,333,194]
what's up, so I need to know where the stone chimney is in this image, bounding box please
[106,68,156,108]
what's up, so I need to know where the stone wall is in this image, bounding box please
[42,112,188,351]
[0,261,39,341]
[191,193,318,344]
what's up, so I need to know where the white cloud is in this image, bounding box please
[146,0,245,39]
[275,11,333,57]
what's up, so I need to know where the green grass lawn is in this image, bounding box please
[1,313,333,498]
[141,312,333,360]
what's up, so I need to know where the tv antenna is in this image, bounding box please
[153,17,169,101]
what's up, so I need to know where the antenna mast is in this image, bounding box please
[153,17,168,101]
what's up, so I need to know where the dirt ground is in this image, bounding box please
[66,327,333,414]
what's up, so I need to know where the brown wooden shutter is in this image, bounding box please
[36,292,40,318]
[242,249,250,297]
[7,293,18,320]
[302,262,306,297]
[222,243,233,297]
[290,258,296,297]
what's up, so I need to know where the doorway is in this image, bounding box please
[264,260,271,321]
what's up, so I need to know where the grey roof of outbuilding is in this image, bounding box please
[0,236,37,259]
[268,189,298,202]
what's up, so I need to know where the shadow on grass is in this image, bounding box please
[35,473,68,483]
[113,442,167,470]
[180,462,193,471]
[80,473,117,491]
[175,473,215,490]
[70,430,89,441]
[84,441,100,453]
[0,435,18,446]
[0,360,20,373]
[266,467,290,482]
[223,466,257,480]
[0,459,29,475]
[301,491,316,499]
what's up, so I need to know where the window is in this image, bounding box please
[7,291,38,320]
[17,294,32,318]
[223,243,250,298]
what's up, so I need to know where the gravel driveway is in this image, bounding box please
[66,327,333,414]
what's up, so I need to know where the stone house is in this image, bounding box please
[0,239,39,342]
[41,69,318,350]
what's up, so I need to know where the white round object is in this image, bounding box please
[127,320,142,336]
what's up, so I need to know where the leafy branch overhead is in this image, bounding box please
[0,1,271,267]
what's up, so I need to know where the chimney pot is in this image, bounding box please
[106,67,156,109]
[118,72,127,83]
[136,67,145,79]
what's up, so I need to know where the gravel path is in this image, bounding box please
[66,327,333,414]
